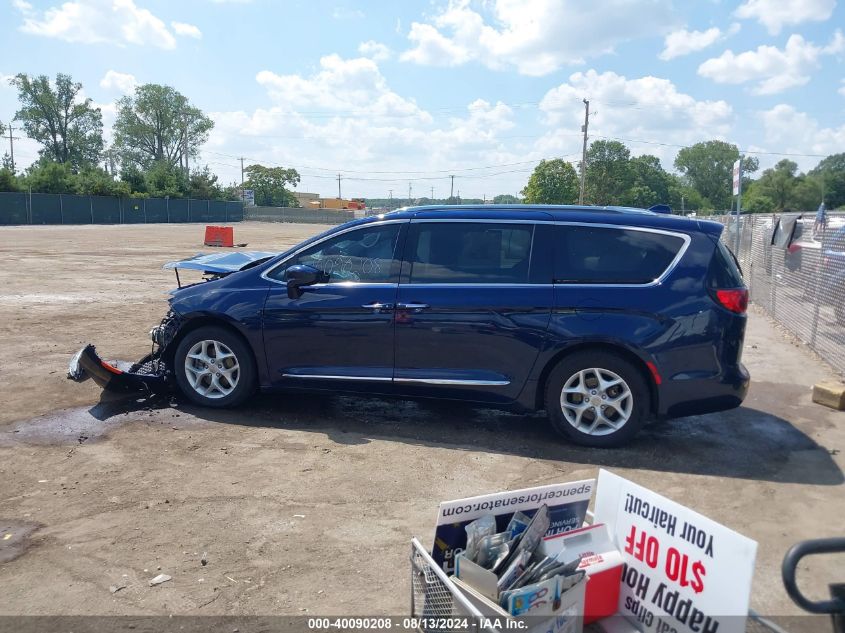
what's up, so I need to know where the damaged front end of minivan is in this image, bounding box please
[67,310,183,394]
[67,250,276,395]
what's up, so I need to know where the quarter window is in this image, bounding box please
[554,225,684,284]
[407,222,534,284]
[268,224,401,283]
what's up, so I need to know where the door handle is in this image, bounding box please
[396,302,430,311]
[362,302,394,311]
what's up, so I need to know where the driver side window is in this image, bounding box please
[271,224,402,283]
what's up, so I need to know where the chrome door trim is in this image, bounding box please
[394,377,510,386]
[281,373,393,382]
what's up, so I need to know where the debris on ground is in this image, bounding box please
[109,584,126,594]
[201,552,208,566]
[149,574,171,586]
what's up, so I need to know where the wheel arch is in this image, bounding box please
[165,315,258,376]
[534,342,659,414]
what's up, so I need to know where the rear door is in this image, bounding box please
[392,218,553,403]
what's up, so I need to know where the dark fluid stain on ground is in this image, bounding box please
[0,520,42,564]
[4,380,841,485]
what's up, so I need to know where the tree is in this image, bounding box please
[243,164,301,207]
[810,153,845,209]
[73,167,131,197]
[673,140,758,211]
[144,160,189,198]
[623,155,672,208]
[11,73,104,170]
[0,167,19,192]
[521,159,579,204]
[493,194,521,204]
[752,159,798,210]
[189,166,224,200]
[113,84,213,172]
[23,160,76,193]
[585,140,632,205]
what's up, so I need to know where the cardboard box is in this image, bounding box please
[541,523,623,624]
[451,574,586,633]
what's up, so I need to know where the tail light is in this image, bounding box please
[714,288,748,314]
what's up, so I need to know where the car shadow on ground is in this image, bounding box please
[172,383,842,487]
[10,381,839,486]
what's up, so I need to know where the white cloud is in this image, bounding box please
[759,104,845,170]
[14,0,180,49]
[201,55,530,197]
[734,0,836,35]
[537,69,733,165]
[659,23,739,60]
[839,79,845,97]
[400,0,678,76]
[99,70,137,94]
[698,31,844,94]
[358,40,391,61]
[171,21,202,39]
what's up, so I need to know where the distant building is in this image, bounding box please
[292,191,320,208]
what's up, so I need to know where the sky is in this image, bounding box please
[0,0,844,200]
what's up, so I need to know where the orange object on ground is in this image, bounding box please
[204,226,234,247]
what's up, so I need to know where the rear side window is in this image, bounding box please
[554,225,685,284]
[407,222,534,284]
[708,240,744,288]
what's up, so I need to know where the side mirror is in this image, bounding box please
[285,264,326,299]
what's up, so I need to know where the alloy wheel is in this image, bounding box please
[560,367,633,436]
[183,339,240,399]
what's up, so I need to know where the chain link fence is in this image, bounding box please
[715,212,845,375]
[0,191,244,225]
[244,206,356,224]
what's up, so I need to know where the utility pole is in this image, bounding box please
[8,124,19,173]
[430,186,434,200]
[578,99,590,204]
[449,175,455,202]
[337,173,342,199]
[408,182,412,205]
[240,157,245,205]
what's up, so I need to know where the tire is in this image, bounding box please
[173,325,256,408]
[545,351,650,448]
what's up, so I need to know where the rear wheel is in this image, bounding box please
[545,351,650,448]
[173,326,256,407]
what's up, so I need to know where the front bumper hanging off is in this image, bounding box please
[67,344,170,393]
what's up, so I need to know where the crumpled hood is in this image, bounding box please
[163,251,278,274]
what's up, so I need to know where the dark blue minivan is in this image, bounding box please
[70,205,749,447]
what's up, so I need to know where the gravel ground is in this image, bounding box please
[0,222,842,619]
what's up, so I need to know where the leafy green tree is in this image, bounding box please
[493,194,521,204]
[753,159,798,210]
[674,141,758,211]
[11,73,104,170]
[0,167,19,192]
[809,153,845,209]
[23,160,76,193]
[73,167,131,197]
[791,175,824,211]
[521,159,579,204]
[120,165,147,194]
[189,166,224,200]
[113,84,213,171]
[741,184,776,213]
[144,160,189,198]
[243,164,301,206]
[585,140,632,205]
[622,155,672,208]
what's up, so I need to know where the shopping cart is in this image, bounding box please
[410,536,845,633]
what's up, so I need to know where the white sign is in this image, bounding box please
[594,469,757,633]
[432,479,594,574]
[240,188,255,206]
[732,160,741,196]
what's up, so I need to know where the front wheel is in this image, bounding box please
[545,351,650,448]
[173,326,256,407]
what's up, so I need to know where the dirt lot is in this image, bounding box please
[0,222,843,618]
